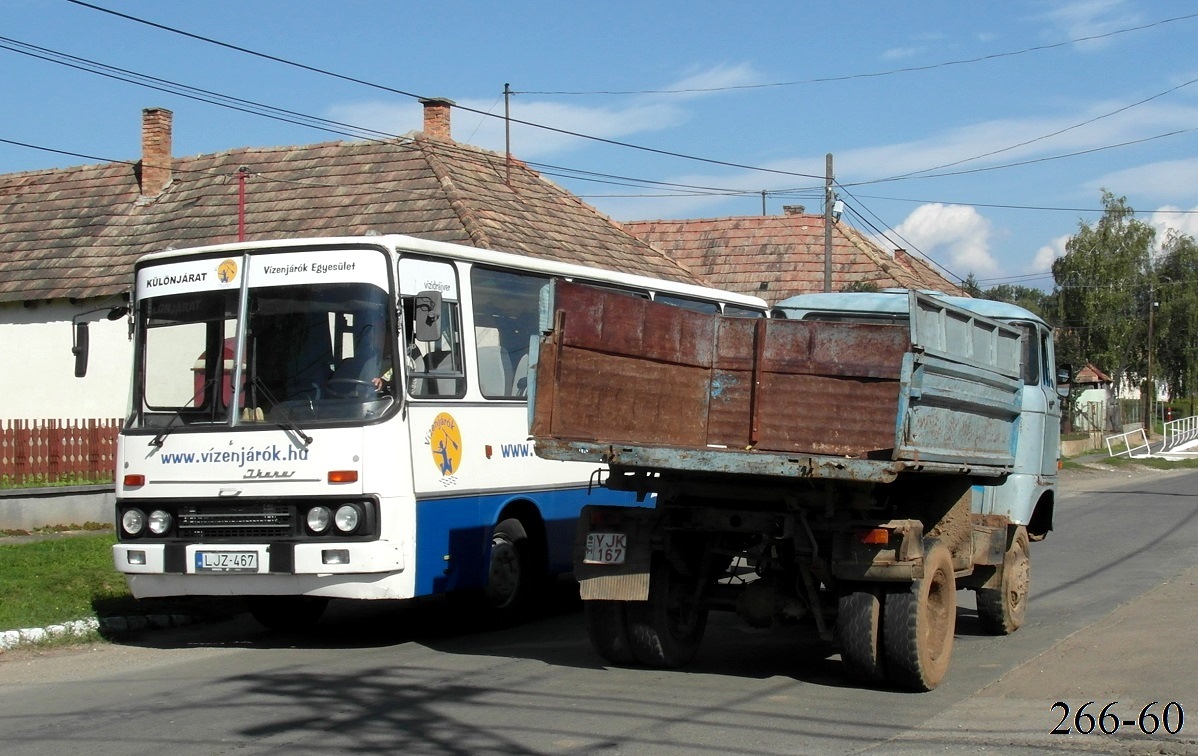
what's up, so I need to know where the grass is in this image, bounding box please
[0,473,114,490]
[0,533,129,630]
[0,532,239,637]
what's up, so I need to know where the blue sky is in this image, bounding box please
[4,0,1198,291]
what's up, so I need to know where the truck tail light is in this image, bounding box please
[856,528,890,545]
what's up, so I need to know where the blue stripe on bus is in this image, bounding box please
[413,485,642,597]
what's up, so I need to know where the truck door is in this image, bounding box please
[1038,325,1062,477]
[1013,322,1060,479]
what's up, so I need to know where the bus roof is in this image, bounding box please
[774,288,1049,327]
[136,234,769,310]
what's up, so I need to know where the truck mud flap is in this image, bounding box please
[574,505,655,601]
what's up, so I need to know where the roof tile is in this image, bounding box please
[1,135,699,303]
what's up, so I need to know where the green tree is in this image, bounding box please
[959,273,984,298]
[1051,191,1155,390]
[1154,231,1198,405]
[980,284,1054,322]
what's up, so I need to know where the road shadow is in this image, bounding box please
[102,577,864,689]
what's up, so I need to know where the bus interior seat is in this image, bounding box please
[512,352,529,396]
[475,327,511,396]
[421,349,458,395]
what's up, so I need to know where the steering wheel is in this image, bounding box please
[325,378,378,399]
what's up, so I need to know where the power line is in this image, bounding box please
[0,35,398,143]
[847,126,1198,187]
[880,76,1198,181]
[838,199,965,286]
[63,0,825,181]
[0,137,133,168]
[513,12,1198,95]
[35,4,1198,203]
[849,193,1198,216]
[0,31,810,200]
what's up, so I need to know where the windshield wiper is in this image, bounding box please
[249,377,313,447]
[149,378,214,448]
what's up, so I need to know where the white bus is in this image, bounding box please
[110,234,768,629]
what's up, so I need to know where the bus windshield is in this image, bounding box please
[132,249,398,430]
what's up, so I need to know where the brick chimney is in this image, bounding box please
[139,107,173,197]
[782,205,806,215]
[420,97,455,141]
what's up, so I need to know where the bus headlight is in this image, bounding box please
[121,509,146,537]
[306,506,331,534]
[147,510,173,536]
[334,504,361,534]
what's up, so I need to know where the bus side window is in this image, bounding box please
[403,295,465,397]
[470,266,549,399]
[397,256,466,399]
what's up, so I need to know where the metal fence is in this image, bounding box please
[1163,415,1198,453]
[0,418,120,486]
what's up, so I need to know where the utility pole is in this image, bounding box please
[824,153,834,293]
[504,83,512,186]
[1145,289,1157,433]
[236,166,249,242]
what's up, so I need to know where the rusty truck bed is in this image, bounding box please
[530,281,1022,479]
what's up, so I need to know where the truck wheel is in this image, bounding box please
[626,559,707,668]
[484,518,533,615]
[584,600,636,665]
[977,526,1030,635]
[883,543,956,691]
[837,585,885,683]
[248,596,329,632]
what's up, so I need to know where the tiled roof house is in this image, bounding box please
[0,99,702,421]
[0,99,700,306]
[623,206,965,301]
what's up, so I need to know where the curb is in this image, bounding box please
[0,613,197,652]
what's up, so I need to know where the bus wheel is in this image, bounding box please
[837,584,886,684]
[584,600,636,665]
[484,518,532,615]
[977,526,1030,635]
[883,543,956,691]
[248,596,328,632]
[626,558,707,668]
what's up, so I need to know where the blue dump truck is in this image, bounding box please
[530,281,1068,690]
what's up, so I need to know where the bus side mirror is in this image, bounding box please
[71,306,127,378]
[72,321,90,378]
[413,290,442,342]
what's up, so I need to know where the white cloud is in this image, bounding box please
[1030,234,1071,273]
[1150,204,1198,243]
[1040,0,1139,50]
[660,63,761,100]
[881,46,924,61]
[325,63,763,160]
[894,204,998,276]
[327,97,688,159]
[1089,157,1198,205]
[833,97,1198,186]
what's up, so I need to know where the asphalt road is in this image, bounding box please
[1,464,1196,755]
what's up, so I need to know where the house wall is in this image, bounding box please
[0,299,132,421]
[1073,386,1112,432]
